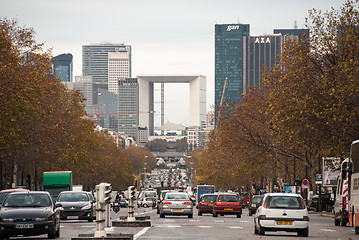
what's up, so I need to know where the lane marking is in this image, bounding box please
[214,220,225,223]
[134,227,150,240]
[198,226,212,228]
[229,226,243,229]
[156,224,181,228]
[321,229,336,232]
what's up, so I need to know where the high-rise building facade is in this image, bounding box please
[243,29,309,92]
[108,51,130,94]
[82,43,131,87]
[215,24,250,107]
[52,53,73,82]
[118,78,139,136]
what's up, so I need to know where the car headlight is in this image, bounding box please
[81,203,91,210]
[1,218,14,222]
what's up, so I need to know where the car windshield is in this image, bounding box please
[266,196,304,209]
[252,196,263,204]
[203,195,217,202]
[165,193,189,200]
[217,195,238,202]
[3,193,51,207]
[57,192,89,202]
[0,192,10,203]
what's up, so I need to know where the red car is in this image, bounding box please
[213,193,242,218]
[0,188,29,207]
[197,193,217,215]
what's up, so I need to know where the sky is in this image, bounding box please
[1,0,345,126]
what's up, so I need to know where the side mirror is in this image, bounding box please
[55,203,62,208]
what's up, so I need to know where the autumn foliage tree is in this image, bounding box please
[0,18,133,191]
[197,0,359,192]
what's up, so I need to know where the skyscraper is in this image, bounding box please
[215,24,250,107]
[52,53,73,82]
[243,29,309,92]
[118,78,139,136]
[82,43,131,87]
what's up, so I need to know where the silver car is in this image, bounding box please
[159,192,193,218]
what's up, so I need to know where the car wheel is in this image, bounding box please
[334,215,340,226]
[213,210,218,217]
[198,210,202,216]
[188,214,193,218]
[254,224,259,235]
[143,203,148,208]
[48,226,56,239]
[55,223,60,238]
[259,225,265,235]
[160,213,165,218]
[298,227,309,237]
[237,213,241,218]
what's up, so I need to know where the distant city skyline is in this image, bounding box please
[0,0,345,126]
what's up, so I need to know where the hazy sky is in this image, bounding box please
[1,0,345,126]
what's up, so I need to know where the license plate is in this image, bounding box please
[67,216,79,220]
[16,224,34,229]
[208,203,213,206]
[277,221,293,225]
[172,209,183,212]
[224,208,233,211]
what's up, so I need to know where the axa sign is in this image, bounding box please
[255,37,271,44]
[227,25,240,31]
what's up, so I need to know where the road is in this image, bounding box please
[10,208,357,239]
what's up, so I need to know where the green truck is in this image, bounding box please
[43,171,73,201]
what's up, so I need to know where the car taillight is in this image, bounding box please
[199,202,204,206]
[183,202,191,205]
[303,216,309,221]
[258,215,266,220]
[163,201,172,205]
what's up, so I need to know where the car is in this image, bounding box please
[55,191,95,222]
[308,194,334,212]
[254,193,309,237]
[212,193,242,218]
[248,195,264,216]
[0,191,61,239]
[159,192,193,218]
[141,197,156,208]
[0,188,29,207]
[197,193,218,215]
[157,190,174,214]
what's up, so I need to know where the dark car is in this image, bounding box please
[0,191,61,239]
[249,195,264,216]
[213,193,242,218]
[197,193,218,215]
[308,194,334,212]
[0,188,29,207]
[56,191,95,222]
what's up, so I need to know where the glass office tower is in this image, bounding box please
[118,78,139,136]
[82,43,131,86]
[52,53,73,82]
[215,24,250,107]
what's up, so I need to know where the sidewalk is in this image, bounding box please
[309,210,333,218]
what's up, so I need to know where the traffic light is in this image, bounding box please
[98,183,112,204]
[128,186,136,200]
[252,182,256,189]
[232,187,235,192]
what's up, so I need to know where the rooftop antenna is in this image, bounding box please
[294,21,298,29]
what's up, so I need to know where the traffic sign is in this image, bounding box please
[301,179,309,189]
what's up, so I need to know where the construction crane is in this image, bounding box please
[217,77,228,123]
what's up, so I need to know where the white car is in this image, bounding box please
[254,193,309,237]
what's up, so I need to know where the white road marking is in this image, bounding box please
[134,227,150,240]
[214,220,225,222]
[81,226,95,228]
[229,226,243,229]
[156,224,181,228]
[321,229,336,232]
[198,226,212,228]
[190,220,199,222]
